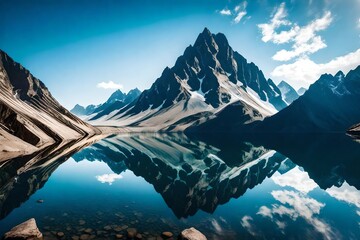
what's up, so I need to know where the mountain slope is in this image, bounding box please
[0,50,99,160]
[91,28,286,130]
[256,67,360,133]
[277,81,299,104]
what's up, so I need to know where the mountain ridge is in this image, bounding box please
[70,88,141,119]
[254,66,360,133]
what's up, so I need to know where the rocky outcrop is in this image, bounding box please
[179,227,207,240]
[3,218,43,240]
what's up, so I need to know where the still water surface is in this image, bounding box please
[0,133,359,239]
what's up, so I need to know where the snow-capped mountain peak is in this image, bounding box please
[88,28,287,131]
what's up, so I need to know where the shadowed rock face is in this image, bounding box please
[256,67,360,133]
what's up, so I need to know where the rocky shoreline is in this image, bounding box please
[3,219,207,240]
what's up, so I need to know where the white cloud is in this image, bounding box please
[234,11,247,24]
[273,36,327,61]
[258,3,333,61]
[211,219,223,233]
[264,190,337,239]
[258,3,294,44]
[96,173,123,185]
[257,206,273,219]
[97,81,124,90]
[272,190,324,219]
[240,216,260,236]
[272,167,318,193]
[271,48,360,89]
[218,1,248,24]
[326,181,360,208]
[219,9,232,16]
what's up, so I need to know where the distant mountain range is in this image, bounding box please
[70,88,141,120]
[83,28,288,131]
[297,87,307,96]
[0,50,99,160]
[277,81,300,105]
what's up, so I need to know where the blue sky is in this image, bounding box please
[1,0,359,109]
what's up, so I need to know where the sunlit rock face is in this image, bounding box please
[0,50,99,160]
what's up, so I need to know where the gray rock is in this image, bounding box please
[127,228,137,238]
[179,227,206,240]
[3,218,43,240]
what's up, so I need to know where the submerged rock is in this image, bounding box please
[179,227,206,240]
[3,218,43,240]
[161,231,173,238]
[127,228,137,238]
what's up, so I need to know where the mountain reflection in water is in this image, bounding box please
[0,133,359,239]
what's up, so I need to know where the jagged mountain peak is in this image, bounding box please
[106,89,125,103]
[335,70,345,78]
[128,88,141,94]
[277,80,299,105]
[91,28,287,130]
